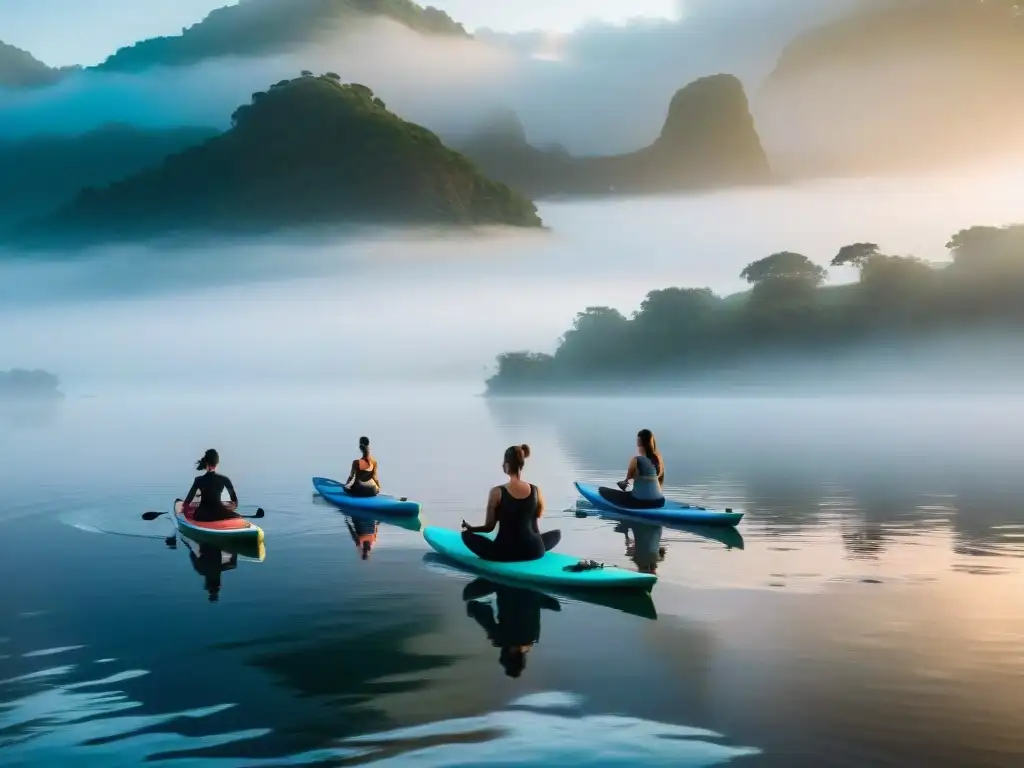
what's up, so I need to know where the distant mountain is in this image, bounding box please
[0,124,217,227]
[457,74,772,197]
[756,0,1024,174]
[0,40,63,87]
[11,73,541,248]
[95,0,468,73]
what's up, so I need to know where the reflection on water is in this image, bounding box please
[336,692,759,766]
[0,399,61,430]
[489,395,1024,589]
[0,653,757,767]
[463,578,561,679]
[3,391,1024,765]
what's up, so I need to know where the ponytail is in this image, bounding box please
[637,430,661,475]
[196,448,219,472]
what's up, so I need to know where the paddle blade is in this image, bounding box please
[254,508,265,518]
[142,511,167,520]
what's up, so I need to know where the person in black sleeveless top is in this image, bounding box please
[461,444,561,562]
[183,449,240,523]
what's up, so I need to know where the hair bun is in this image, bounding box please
[520,444,531,458]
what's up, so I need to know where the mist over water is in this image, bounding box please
[2,169,1022,392]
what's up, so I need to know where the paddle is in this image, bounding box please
[142,507,265,521]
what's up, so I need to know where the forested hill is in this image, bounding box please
[95,0,467,73]
[12,73,541,247]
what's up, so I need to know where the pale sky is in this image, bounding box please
[0,0,681,67]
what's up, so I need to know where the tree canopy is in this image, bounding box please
[486,222,1024,394]
[740,251,826,285]
[0,369,62,398]
[11,73,541,247]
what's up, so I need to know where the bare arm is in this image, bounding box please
[463,487,500,533]
[371,461,380,490]
[618,457,638,490]
[625,456,638,482]
[183,478,199,506]
[536,486,546,519]
[344,459,358,486]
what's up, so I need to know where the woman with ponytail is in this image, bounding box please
[598,429,666,510]
[461,444,561,562]
[183,448,241,522]
[344,436,380,497]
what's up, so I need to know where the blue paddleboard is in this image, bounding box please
[423,526,657,591]
[311,476,421,517]
[574,482,743,527]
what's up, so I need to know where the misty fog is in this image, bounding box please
[0,0,857,154]
[2,168,1021,394]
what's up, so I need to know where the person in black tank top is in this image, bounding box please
[184,449,240,523]
[461,444,561,562]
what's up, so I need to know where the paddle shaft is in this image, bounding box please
[142,507,264,521]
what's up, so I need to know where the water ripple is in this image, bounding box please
[0,655,759,767]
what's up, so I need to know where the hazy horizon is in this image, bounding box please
[0,1,857,158]
[2,168,1022,394]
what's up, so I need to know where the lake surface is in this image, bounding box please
[2,389,1023,767]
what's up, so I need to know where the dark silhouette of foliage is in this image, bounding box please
[0,123,217,226]
[831,242,881,268]
[0,369,62,398]
[11,73,541,246]
[94,0,467,73]
[740,251,825,285]
[0,39,64,87]
[486,223,1024,393]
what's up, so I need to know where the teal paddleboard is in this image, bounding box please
[422,526,657,591]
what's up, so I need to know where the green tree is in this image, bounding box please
[556,306,629,370]
[632,287,720,358]
[946,225,1024,272]
[741,251,827,285]
[741,251,827,321]
[487,352,554,392]
[831,242,881,269]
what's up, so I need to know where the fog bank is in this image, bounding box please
[1,169,1021,393]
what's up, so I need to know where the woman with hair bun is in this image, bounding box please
[183,448,240,522]
[344,436,380,497]
[461,444,561,562]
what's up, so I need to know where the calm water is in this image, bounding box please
[2,389,1023,766]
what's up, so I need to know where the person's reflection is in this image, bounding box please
[182,540,237,602]
[345,515,379,560]
[617,521,665,574]
[463,579,561,678]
